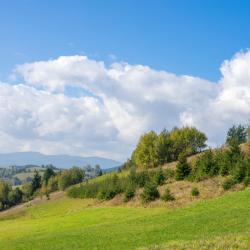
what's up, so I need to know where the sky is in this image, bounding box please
[0,0,250,160]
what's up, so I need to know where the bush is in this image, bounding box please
[164,169,175,179]
[175,153,191,180]
[123,182,136,202]
[243,176,250,187]
[153,168,165,186]
[191,187,200,197]
[21,183,33,201]
[222,178,235,190]
[136,171,150,187]
[141,182,159,203]
[161,188,175,202]
[232,159,247,183]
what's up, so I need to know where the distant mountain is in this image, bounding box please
[0,152,121,169]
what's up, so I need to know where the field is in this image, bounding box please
[0,188,250,250]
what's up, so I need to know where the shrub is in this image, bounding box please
[161,188,175,202]
[232,160,246,183]
[123,182,136,202]
[153,168,166,186]
[47,176,59,193]
[222,178,235,190]
[191,187,200,197]
[194,150,218,180]
[164,169,175,179]
[141,182,159,203]
[175,153,191,180]
[21,183,33,201]
[136,171,150,187]
[243,176,250,187]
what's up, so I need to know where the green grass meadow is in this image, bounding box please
[0,189,250,250]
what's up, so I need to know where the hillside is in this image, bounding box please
[0,188,249,249]
[0,152,121,169]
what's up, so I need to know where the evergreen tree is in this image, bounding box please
[175,153,191,180]
[32,170,42,192]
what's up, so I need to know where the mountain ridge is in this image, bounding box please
[0,151,121,169]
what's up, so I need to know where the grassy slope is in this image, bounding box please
[0,189,250,250]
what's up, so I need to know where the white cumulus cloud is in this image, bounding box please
[0,50,250,160]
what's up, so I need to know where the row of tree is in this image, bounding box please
[125,127,207,169]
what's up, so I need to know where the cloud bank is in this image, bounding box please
[1,50,250,160]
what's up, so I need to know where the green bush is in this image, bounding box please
[123,182,136,202]
[161,188,175,201]
[175,153,191,180]
[243,176,250,187]
[141,182,159,203]
[153,168,165,186]
[191,187,200,196]
[222,178,235,190]
[164,169,175,179]
[136,171,150,187]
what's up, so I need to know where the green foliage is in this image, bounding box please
[170,127,207,159]
[123,182,136,202]
[141,181,159,203]
[21,183,33,201]
[32,170,42,192]
[43,167,55,185]
[161,188,175,201]
[47,175,59,193]
[222,178,235,190]
[175,153,191,180]
[156,129,173,165]
[131,126,207,169]
[135,170,150,187]
[226,124,247,146]
[8,187,23,206]
[191,187,200,196]
[193,149,218,180]
[153,168,165,185]
[58,167,85,190]
[0,181,10,208]
[133,131,159,169]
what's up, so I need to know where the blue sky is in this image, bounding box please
[1,0,250,82]
[0,1,250,160]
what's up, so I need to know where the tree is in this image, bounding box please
[156,129,173,165]
[170,127,207,160]
[58,171,72,190]
[32,170,42,192]
[70,167,85,184]
[43,167,55,185]
[154,168,165,186]
[8,187,23,206]
[226,125,247,146]
[22,183,33,201]
[133,131,159,168]
[175,153,191,180]
[0,181,10,209]
[141,182,160,202]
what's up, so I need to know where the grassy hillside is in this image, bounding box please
[0,188,250,249]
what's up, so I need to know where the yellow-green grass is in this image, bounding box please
[0,188,250,250]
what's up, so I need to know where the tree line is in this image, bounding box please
[0,167,85,210]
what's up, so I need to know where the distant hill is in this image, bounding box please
[0,152,121,169]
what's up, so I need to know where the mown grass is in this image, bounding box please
[0,188,250,249]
